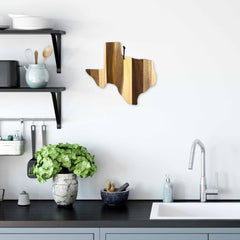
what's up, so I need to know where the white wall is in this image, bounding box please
[0,0,240,200]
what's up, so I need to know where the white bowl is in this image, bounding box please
[8,14,52,30]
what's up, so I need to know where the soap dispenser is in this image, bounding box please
[163,176,173,203]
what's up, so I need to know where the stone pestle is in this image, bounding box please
[116,183,129,192]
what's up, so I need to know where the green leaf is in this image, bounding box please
[31,143,97,183]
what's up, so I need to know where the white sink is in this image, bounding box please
[150,202,240,220]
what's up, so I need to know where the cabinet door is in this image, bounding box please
[0,234,93,240]
[210,234,240,240]
[105,233,207,240]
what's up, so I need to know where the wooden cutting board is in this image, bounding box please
[86,42,156,105]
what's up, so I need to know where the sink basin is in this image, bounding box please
[150,202,240,220]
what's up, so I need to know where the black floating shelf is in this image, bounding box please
[0,87,65,92]
[0,29,66,73]
[0,29,66,34]
[0,87,66,129]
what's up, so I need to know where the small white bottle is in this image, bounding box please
[163,176,173,203]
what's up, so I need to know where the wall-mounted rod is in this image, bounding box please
[0,118,55,122]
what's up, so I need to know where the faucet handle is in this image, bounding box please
[205,188,218,195]
[205,172,219,196]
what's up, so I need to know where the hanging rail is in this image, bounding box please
[0,118,55,122]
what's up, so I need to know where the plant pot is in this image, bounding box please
[52,173,78,206]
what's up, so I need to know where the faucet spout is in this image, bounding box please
[188,139,205,178]
[188,139,217,202]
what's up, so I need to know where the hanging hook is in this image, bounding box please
[20,119,24,140]
[123,46,126,60]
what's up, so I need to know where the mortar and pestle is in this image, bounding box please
[101,180,129,206]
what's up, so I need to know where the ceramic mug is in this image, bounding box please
[24,64,49,88]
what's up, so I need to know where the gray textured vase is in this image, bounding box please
[52,173,78,206]
[25,64,49,88]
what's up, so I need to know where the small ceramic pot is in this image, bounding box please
[52,173,78,206]
[25,64,49,88]
[18,191,30,206]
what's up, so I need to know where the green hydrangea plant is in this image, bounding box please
[31,143,97,183]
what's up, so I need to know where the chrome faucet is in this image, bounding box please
[188,139,218,202]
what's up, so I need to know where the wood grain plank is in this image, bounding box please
[132,59,143,105]
[123,57,133,104]
[143,60,156,92]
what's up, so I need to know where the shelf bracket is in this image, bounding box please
[51,92,62,129]
[51,33,62,73]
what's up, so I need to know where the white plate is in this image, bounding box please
[8,14,52,30]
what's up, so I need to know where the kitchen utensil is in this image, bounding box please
[34,50,38,64]
[0,60,20,87]
[0,189,5,201]
[115,183,129,192]
[18,191,30,206]
[42,45,52,64]
[8,14,52,30]
[27,125,37,178]
[100,189,129,206]
[42,124,46,146]
[24,64,49,88]
[24,48,34,64]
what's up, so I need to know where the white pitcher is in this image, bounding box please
[24,64,49,88]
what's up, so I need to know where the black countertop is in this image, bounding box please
[0,200,240,228]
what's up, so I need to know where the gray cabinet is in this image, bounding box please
[209,234,240,240]
[101,228,208,240]
[0,229,99,240]
[105,233,207,240]
[1,227,240,240]
[0,234,93,240]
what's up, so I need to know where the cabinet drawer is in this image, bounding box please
[0,234,93,240]
[106,233,207,240]
[210,234,240,240]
